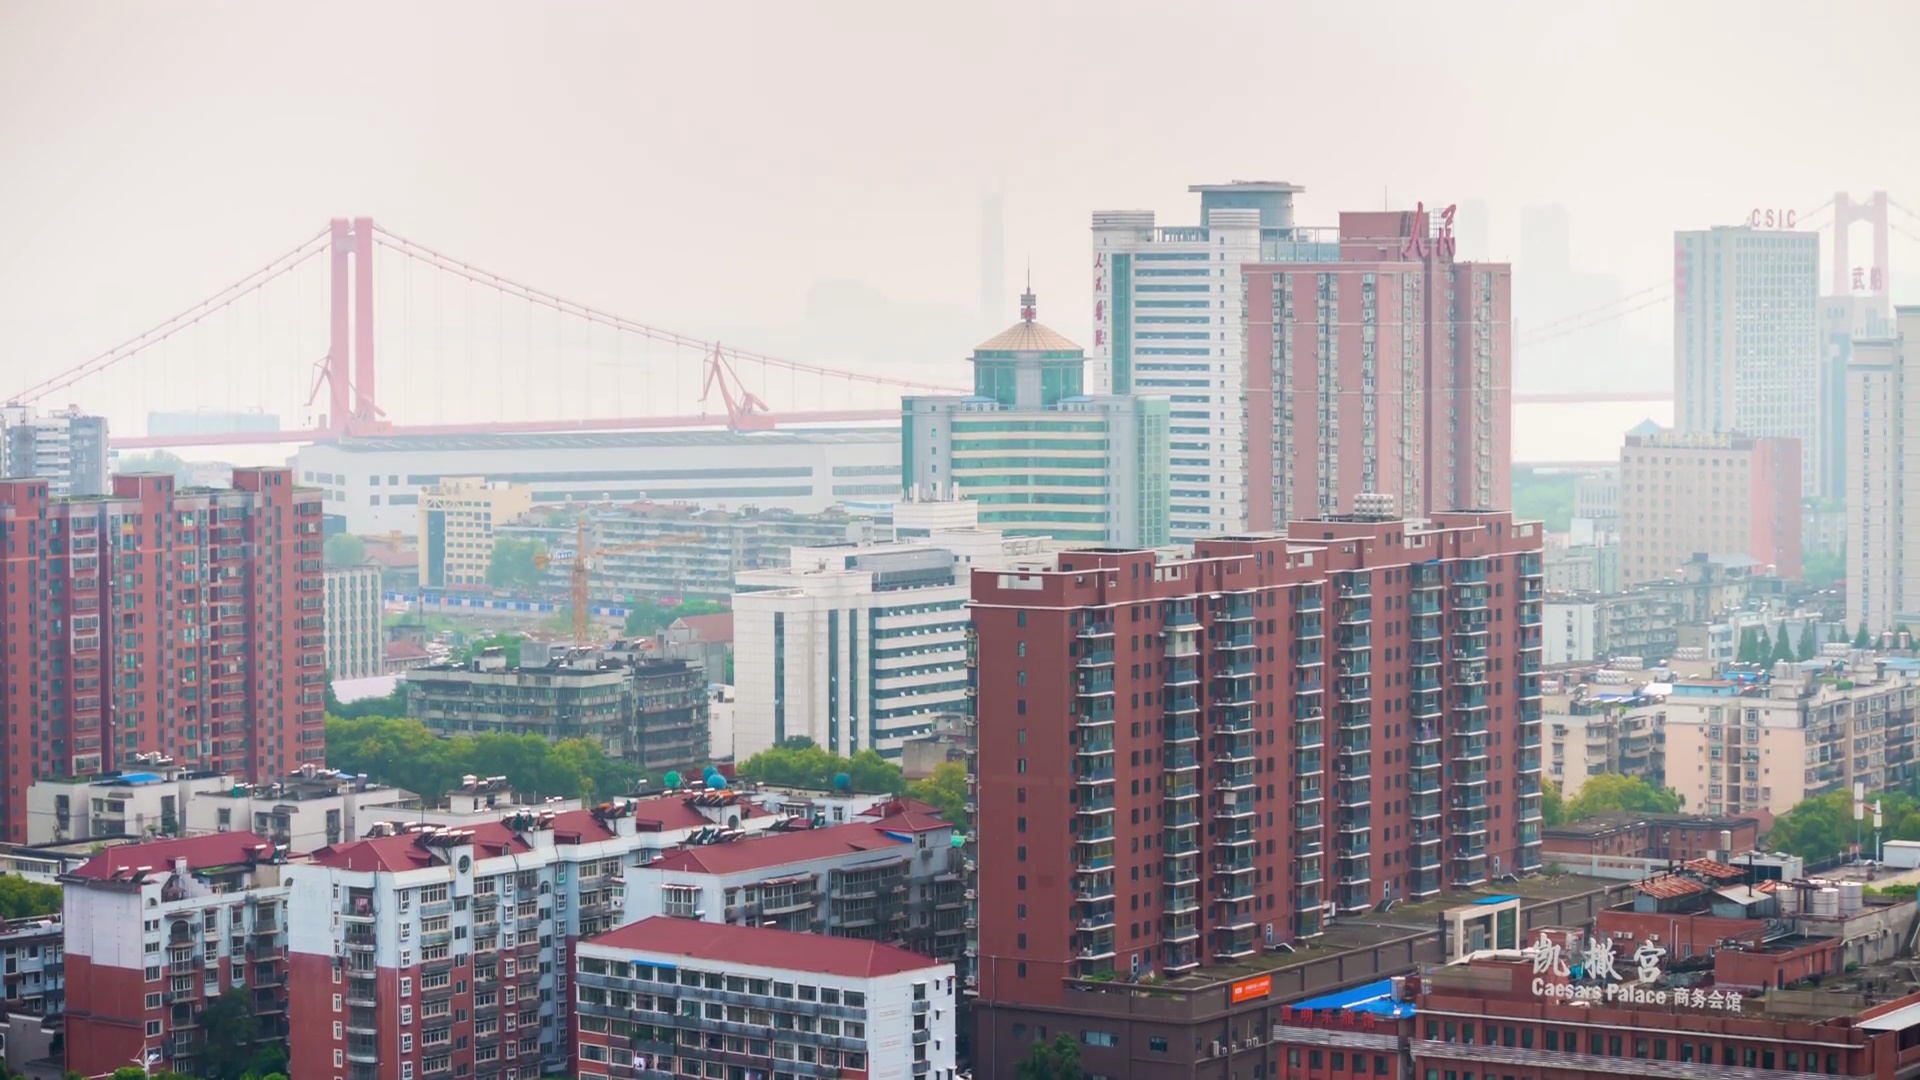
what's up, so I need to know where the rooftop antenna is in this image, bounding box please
[1020,261,1036,324]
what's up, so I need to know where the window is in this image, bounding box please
[146,1020,162,1037]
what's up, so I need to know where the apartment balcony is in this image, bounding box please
[1451,788,1489,810]
[1518,601,1542,627]
[1077,788,1116,815]
[1297,782,1324,805]
[1165,720,1200,744]
[1411,645,1443,669]
[1165,657,1201,687]
[1075,670,1115,698]
[1075,868,1117,903]
[1450,807,1489,838]
[1410,747,1442,776]
[1078,621,1115,641]
[1296,720,1325,752]
[1077,646,1115,669]
[1163,883,1200,915]
[1296,855,1324,888]
[1296,806,1324,832]
[1212,927,1259,961]
[1409,791,1442,818]
[1213,769,1256,794]
[1075,762,1116,786]
[1075,732,1115,758]
[1219,625,1257,651]
[1336,810,1370,835]
[1077,699,1115,727]
[1335,777,1371,808]
[1163,914,1201,943]
[1075,902,1117,933]
[1407,868,1443,899]
[1076,821,1116,844]
[1074,842,1116,875]
[1297,641,1324,667]
[1165,777,1201,802]
[1165,689,1201,715]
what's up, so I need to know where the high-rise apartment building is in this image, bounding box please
[1616,429,1803,585]
[0,468,325,842]
[324,565,385,680]
[1091,183,1292,537]
[0,404,109,498]
[1674,226,1822,493]
[61,833,290,1078]
[1820,295,1895,500]
[902,290,1169,547]
[1846,306,1920,633]
[968,507,1544,1076]
[1242,209,1513,523]
[418,476,533,589]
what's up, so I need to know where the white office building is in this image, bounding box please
[296,428,903,536]
[324,565,385,680]
[733,507,1050,760]
[1673,226,1822,493]
[1092,183,1307,538]
[0,403,109,497]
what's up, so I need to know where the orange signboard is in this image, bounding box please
[1230,974,1273,1004]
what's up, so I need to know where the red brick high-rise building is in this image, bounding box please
[0,467,325,841]
[1243,209,1513,527]
[968,509,1544,1075]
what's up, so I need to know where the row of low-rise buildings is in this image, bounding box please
[46,783,961,1080]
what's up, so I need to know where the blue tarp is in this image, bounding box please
[1290,978,1416,1018]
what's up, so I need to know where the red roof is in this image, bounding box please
[385,640,432,661]
[1634,874,1709,900]
[586,916,943,979]
[307,805,672,873]
[624,793,760,833]
[671,612,734,643]
[643,815,945,876]
[70,831,277,881]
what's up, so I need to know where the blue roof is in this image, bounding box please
[110,772,165,786]
[1290,978,1416,1019]
[1474,894,1520,905]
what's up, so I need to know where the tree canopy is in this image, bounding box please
[1016,1032,1086,1080]
[737,739,906,795]
[449,632,523,667]
[324,680,409,720]
[327,715,641,804]
[909,760,968,829]
[625,597,729,638]
[1561,774,1683,821]
[485,538,546,590]
[1541,780,1567,827]
[1769,787,1920,860]
[0,875,60,918]
[324,532,366,567]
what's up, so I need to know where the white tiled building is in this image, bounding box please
[325,565,385,679]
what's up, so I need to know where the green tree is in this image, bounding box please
[1797,621,1817,662]
[449,632,523,667]
[111,1069,148,1080]
[0,875,61,918]
[196,989,260,1080]
[326,715,641,803]
[324,532,367,567]
[324,680,408,720]
[624,597,729,638]
[909,761,968,827]
[115,449,194,484]
[738,742,906,795]
[1736,627,1765,664]
[1857,622,1872,648]
[1770,623,1796,664]
[1017,1032,1086,1080]
[1541,780,1566,827]
[1563,774,1683,821]
[485,538,546,590]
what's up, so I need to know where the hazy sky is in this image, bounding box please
[3,0,1917,434]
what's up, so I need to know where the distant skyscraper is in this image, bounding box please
[1846,306,1920,633]
[0,403,108,497]
[1455,198,1491,262]
[1674,226,1822,493]
[1516,204,1627,391]
[1092,182,1302,537]
[980,193,1005,336]
[1819,295,1894,501]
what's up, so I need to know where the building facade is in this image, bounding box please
[1846,306,1920,633]
[1674,225,1822,493]
[0,468,325,842]
[416,476,534,589]
[0,404,108,498]
[1546,700,1665,798]
[1242,208,1513,525]
[1617,428,1803,585]
[1572,467,1618,528]
[1660,659,1920,817]
[407,646,709,773]
[573,918,956,1080]
[733,539,1004,761]
[325,566,385,680]
[60,834,289,1078]
[1091,184,1291,537]
[901,290,1170,547]
[297,428,903,537]
[968,508,1544,1076]
[1543,599,1598,666]
[618,806,965,962]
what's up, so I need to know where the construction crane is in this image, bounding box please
[533,519,694,645]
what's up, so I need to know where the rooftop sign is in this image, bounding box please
[1521,931,1743,1012]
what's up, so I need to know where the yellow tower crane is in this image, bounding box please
[533,519,694,645]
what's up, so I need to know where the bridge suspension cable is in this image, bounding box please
[6,225,331,406]
[369,224,965,396]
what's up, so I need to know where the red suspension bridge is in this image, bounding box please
[9,199,1917,451]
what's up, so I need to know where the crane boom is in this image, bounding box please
[533,520,698,645]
